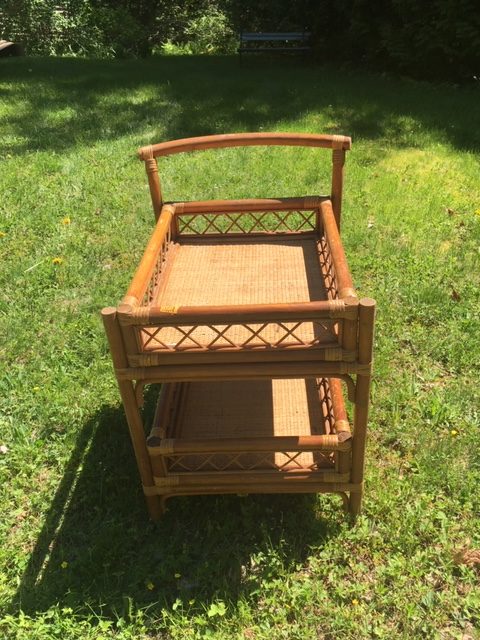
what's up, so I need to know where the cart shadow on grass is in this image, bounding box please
[12,385,345,619]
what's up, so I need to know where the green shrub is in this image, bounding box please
[1,0,478,80]
[184,7,236,55]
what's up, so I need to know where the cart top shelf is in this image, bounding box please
[102,133,375,378]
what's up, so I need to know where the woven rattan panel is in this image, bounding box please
[165,379,335,471]
[156,237,328,306]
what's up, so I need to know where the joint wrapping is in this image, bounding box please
[142,484,158,496]
[332,135,346,149]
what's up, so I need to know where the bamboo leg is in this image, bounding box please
[331,147,345,231]
[141,145,163,221]
[101,307,163,521]
[349,374,370,516]
[349,298,375,517]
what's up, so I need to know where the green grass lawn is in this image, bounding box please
[0,55,479,640]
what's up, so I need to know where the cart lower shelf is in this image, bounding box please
[146,377,354,502]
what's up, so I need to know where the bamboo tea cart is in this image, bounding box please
[101,133,375,521]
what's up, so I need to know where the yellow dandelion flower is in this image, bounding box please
[62,216,71,225]
[33,386,40,392]
[146,581,155,591]
[475,209,480,216]
[0,231,6,238]
[450,429,458,436]
[352,598,359,606]
[61,561,68,569]
[52,257,63,265]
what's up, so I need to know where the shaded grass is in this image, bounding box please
[0,55,479,639]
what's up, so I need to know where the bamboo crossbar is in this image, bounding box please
[173,196,325,214]
[119,299,357,326]
[139,133,352,160]
[115,360,370,382]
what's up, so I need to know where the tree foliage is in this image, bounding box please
[1,0,478,81]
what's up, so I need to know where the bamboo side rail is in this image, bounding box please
[154,482,360,496]
[148,433,352,455]
[147,383,175,445]
[123,204,174,305]
[329,377,352,474]
[320,199,356,299]
[153,471,351,486]
[139,133,352,159]
[146,384,173,478]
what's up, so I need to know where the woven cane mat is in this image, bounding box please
[147,237,334,351]
[166,379,335,471]
[156,236,327,306]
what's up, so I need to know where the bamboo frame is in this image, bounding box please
[138,132,351,160]
[173,196,325,214]
[114,361,369,382]
[349,298,375,515]
[331,147,345,229]
[148,434,352,456]
[101,132,375,521]
[101,307,163,519]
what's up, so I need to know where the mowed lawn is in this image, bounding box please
[0,56,479,639]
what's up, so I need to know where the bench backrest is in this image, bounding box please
[240,32,311,41]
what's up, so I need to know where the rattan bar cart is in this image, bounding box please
[102,133,375,521]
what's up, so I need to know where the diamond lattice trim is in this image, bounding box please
[317,236,337,299]
[139,320,335,352]
[316,377,335,434]
[177,210,316,235]
[142,226,171,305]
[165,450,335,473]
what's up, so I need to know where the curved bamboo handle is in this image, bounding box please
[138,132,351,160]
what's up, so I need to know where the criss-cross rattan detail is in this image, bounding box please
[142,225,171,305]
[138,319,336,352]
[317,236,337,299]
[317,377,335,433]
[176,210,316,235]
[165,449,335,473]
